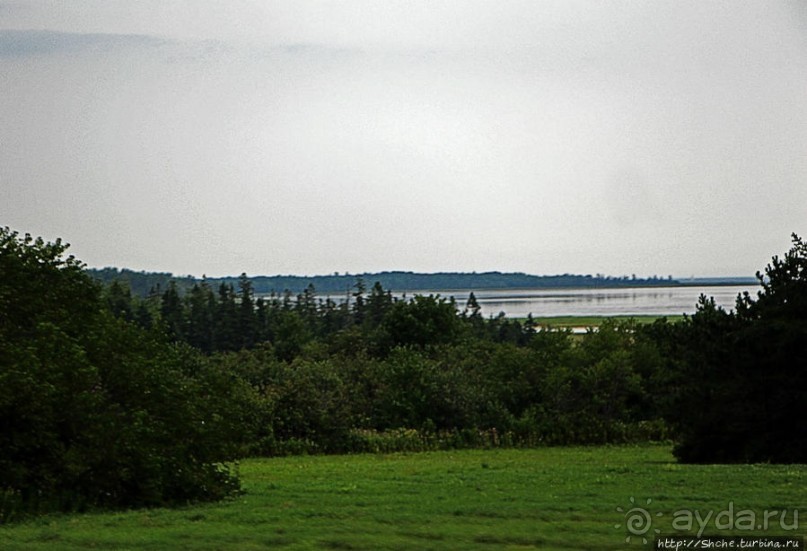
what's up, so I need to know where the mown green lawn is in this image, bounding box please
[1,445,803,550]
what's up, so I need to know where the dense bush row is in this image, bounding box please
[204,330,671,458]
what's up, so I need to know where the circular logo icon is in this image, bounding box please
[615,497,663,544]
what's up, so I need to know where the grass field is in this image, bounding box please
[526,315,686,328]
[1,445,803,550]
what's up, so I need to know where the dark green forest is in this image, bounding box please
[1,227,805,520]
[88,267,680,298]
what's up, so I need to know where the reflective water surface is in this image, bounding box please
[428,285,757,318]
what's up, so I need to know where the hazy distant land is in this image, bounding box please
[88,267,757,297]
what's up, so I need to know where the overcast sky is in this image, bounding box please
[2,1,806,278]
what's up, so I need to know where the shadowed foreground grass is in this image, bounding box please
[1,445,803,550]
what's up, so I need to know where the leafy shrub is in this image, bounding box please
[0,228,254,518]
[658,234,807,463]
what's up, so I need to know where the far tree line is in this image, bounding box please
[89,267,681,298]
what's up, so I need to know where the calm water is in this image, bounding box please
[428,285,757,318]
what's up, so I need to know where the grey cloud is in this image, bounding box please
[0,29,167,58]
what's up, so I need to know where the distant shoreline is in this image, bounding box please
[672,277,758,287]
[88,267,758,297]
